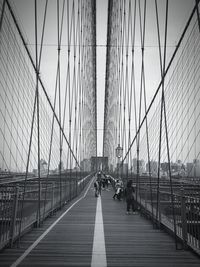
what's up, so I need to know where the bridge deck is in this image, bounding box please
[0,178,200,267]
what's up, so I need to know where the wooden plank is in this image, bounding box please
[0,182,199,266]
[101,188,200,267]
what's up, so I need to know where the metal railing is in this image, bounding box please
[0,172,92,250]
[137,182,200,254]
[109,173,200,254]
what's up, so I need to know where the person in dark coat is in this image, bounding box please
[94,179,99,197]
[124,180,136,214]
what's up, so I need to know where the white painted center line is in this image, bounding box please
[91,196,107,267]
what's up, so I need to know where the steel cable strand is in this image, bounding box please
[139,26,200,168]
[159,28,200,164]
[0,18,33,171]
[154,0,165,224]
[18,0,50,237]
[139,0,154,217]
[122,0,129,180]
[68,0,76,199]
[0,126,20,172]
[73,0,81,186]
[160,23,200,163]
[126,0,135,179]
[160,0,178,248]
[166,55,200,164]
[56,0,63,209]
[138,19,198,163]
[121,0,200,172]
[135,0,147,205]
[0,41,58,170]
[5,0,80,168]
[0,5,61,172]
[158,47,200,166]
[0,0,6,33]
[0,28,39,161]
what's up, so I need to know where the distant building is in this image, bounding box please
[187,162,194,177]
[161,162,168,173]
[132,158,137,173]
[32,159,48,176]
[146,160,158,176]
[171,162,179,174]
[193,159,200,177]
[131,158,145,174]
[187,159,200,177]
[116,163,128,175]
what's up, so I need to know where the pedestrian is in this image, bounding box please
[124,180,136,214]
[113,179,122,200]
[105,177,109,189]
[94,179,99,197]
[97,177,102,195]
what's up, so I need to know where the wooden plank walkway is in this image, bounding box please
[0,177,200,267]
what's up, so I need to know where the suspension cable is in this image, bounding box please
[121,0,200,165]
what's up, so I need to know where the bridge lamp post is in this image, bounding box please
[116,144,123,179]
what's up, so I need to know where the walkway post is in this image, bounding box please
[9,186,19,247]
[181,187,188,249]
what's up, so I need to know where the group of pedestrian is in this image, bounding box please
[94,171,110,197]
[94,172,136,214]
[112,178,136,214]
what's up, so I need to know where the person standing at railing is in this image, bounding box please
[124,179,136,214]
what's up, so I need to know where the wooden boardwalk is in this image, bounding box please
[0,178,200,267]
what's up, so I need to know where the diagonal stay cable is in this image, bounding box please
[121,0,200,166]
[0,0,6,33]
[5,0,80,168]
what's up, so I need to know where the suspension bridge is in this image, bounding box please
[0,0,200,266]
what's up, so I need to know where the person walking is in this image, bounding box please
[113,179,122,200]
[94,179,99,197]
[124,180,136,214]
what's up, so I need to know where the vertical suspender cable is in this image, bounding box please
[122,0,128,180]
[38,0,48,70]
[155,0,163,224]
[136,0,145,205]
[18,0,48,240]
[132,0,138,177]
[57,0,62,209]
[139,0,154,218]
[36,0,50,220]
[121,1,199,165]
[35,0,41,226]
[5,0,80,169]
[127,0,132,179]
[155,0,178,248]
[130,0,137,180]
